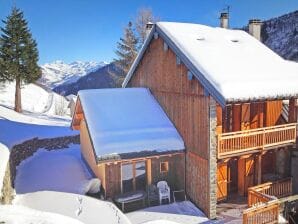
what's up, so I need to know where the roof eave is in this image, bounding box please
[122,23,226,108]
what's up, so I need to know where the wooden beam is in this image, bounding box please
[289,98,297,123]
[146,159,152,185]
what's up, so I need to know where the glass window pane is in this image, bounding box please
[122,163,133,193]
[135,162,146,191]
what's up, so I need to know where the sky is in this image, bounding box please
[0,0,297,65]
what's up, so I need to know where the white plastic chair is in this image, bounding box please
[157,181,170,205]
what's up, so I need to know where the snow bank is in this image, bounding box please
[15,145,95,194]
[0,105,76,148]
[157,22,298,102]
[127,201,209,224]
[14,191,131,224]
[0,204,84,224]
[78,88,184,160]
[0,143,9,197]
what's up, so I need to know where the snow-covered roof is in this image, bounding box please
[123,22,298,105]
[78,88,184,161]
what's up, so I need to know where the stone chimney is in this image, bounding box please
[248,19,262,41]
[220,12,229,29]
[145,22,154,38]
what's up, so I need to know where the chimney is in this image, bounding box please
[145,22,154,38]
[220,12,229,29]
[248,19,262,41]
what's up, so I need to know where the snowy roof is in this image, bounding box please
[123,22,298,106]
[77,88,184,161]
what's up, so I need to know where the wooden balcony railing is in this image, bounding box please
[247,178,292,207]
[244,178,293,223]
[218,123,297,158]
[243,200,279,224]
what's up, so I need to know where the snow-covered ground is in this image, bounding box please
[0,105,76,148]
[0,81,69,116]
[39,60,107,89]
[0,143,9,196]
[127,201,209,224]
[14,191,131,224]
[0,205,84,224]
[15,145,94,194]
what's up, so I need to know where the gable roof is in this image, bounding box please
[123,22,298,106]
[76,88,185,162]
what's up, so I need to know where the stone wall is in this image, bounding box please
[9,135,80,187]
[291,150,298,194]
[0,163,14,204]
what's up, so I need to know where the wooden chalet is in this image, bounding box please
[71,88,185,199]
[122,19,298,220]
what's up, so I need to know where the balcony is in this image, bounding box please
[243,178,293,224]
[217,123,297,159]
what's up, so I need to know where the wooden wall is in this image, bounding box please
[223,100,283,132]
[128,37,211,215]
[103,153,185,199]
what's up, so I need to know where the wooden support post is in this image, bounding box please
[289,98,297,123]
[146,159,152,185]
[216,105,223,134]
[257,154,262,185]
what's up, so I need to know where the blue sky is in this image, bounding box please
[0,0,297,64]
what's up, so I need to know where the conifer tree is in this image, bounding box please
[0,7,41,112]
[114,21,138,75]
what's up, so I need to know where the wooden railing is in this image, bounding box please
[244,178,293,223]
[243,200,280,224]
[218,123,297,158]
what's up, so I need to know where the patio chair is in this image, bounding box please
[157,181,171,205]
[147,184,159,206]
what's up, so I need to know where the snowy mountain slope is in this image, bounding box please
[38,60,107,89]
[53,62,124,96]
[261,10,298,62]
[0,81,69,116]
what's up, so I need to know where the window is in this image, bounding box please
[121,161,146,193]
[160,161,169,173]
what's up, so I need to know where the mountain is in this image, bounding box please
[38,61,107,89]
[261,10,298,62]
[53,62,124,96]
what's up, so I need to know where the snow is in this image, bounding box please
[0,143,9,196]
[127,201,209,224]
[39,60,107,89]
[0,105,76,148]
[0,81,69,116]
[78,88,185,160]
[14,191,131,224]
[0,205,84,224]
[15,145,97,195]
[129,22,298,102]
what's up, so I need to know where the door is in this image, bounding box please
[217,163,228,201]
[238,157,256,196]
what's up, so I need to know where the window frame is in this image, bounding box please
[121,160,147,193]
[160,161,169,173]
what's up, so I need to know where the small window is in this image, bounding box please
[160,162,169,173]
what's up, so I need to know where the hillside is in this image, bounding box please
[261,10,298,62]
[38,61,107,89]
[53,62,124,96]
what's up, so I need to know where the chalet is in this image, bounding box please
[122,15,298,219]
[71,88,185,199]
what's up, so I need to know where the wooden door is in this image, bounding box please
[217,163,228,201]
[238,157,256,196]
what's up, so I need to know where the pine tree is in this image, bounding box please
[0,7,41,112]
[114,21,138,75]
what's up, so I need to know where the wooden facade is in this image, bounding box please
[125,31,297,219]
[128,37,213,216]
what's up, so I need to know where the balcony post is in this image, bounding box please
[289,98,297,123]
[257,154,262,184]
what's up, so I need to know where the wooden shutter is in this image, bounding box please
[217,163,228,201]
